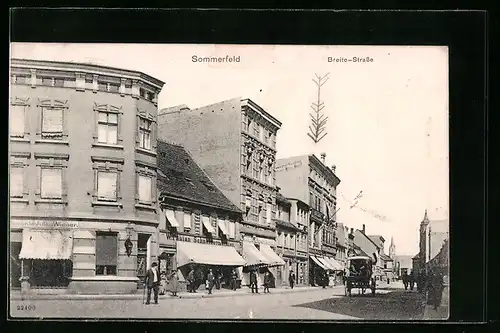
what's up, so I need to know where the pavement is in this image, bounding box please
[10,281,430,320]
[10,284,337,301]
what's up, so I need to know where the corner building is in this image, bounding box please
[9,59,164,294]
[158,98,285,286]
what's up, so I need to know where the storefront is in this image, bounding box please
[18,228,74,292]
[241,241,285,288]
[309,255,330,286]
[175,241,246,291]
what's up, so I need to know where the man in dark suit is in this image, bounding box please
[144,262,160,304]
[249,269,259,293]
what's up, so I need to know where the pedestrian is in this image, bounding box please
[169,270,179,297]
[263,271,271,293]
[402,271,408,290]
[249,269,259,293]
[409,270,415,291]
[322,270,328,289]
[289,270,295,289]
[187,267,195,293]
[144,262,160,305]
[215,270,222,290]
[230,268,238,290]
[206,269,215,294]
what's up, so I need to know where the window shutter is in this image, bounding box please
[183,211,192,230]
[138,175,152,202]
[135,115,140,145]
[159,209,166,230]
[151,119,157,151]
[9,168,24,197]
[10,105,25,136]
[42,108,63,133]
[95,233,118,266]
[97,171,117,200]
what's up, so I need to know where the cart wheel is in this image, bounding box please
[362,287,366,295]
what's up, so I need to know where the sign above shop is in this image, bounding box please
[10,220,79,229]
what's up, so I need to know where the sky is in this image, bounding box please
[10,43,449,255]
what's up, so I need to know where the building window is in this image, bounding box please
[97,171,118,201]
[259,165,265,182]
[138,118,152,150]
[10,104,26,137]
[98,112,118,144]
[266,203,272,225]
[40,168,62,199]
[10,167,24,198]
[137,174,153,203]
[41,107,64,139]
[95,232,118,276]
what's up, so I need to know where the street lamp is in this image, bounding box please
[125,222,134,257]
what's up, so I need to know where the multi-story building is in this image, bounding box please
[156,140,245,292]
[157,98,285,286]
[9,59,164,294]
[274,191,308,287]
[275,153,341,286]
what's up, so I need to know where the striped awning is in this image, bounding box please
[19,229,73,260]
[242,242,269,267]
[310,255,328,270]
[217,219,229,236]
[176,241,245,268]
[317,257,336,271]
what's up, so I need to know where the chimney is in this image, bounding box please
[320,153,326,164]
[362,224,366,233]
[331,164,336,173]
[350,228,354,234]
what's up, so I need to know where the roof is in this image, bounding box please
[379,253,393,261]
[157,140,242,214]
[368,235,385,248]
[413,253,420,260]
[355,229,381,250]
[274,219,302,232]
[276,192,292,206]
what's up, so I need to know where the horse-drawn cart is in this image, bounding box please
[344,255,377,296]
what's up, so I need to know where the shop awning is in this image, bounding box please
[19,229,73,260]
[326,257,344,271]
[202,216,215,234]
[165,209,180,228]
[176,241,245,268]
[217,219,229,236]
[317,257,335,271]
[259,244,285,267]
[310,255,328,270]
[243,242,269,267]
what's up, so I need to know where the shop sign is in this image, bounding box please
[275,160,302,172]
[10,220,79,229]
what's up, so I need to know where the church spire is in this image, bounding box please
[422,209,430,225]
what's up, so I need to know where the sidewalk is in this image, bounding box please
[11,285,345,301]
[423,285,449,320]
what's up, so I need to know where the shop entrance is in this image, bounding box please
[136,233,151,288]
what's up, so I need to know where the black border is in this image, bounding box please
[7,8,488,332]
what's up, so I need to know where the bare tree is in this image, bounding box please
[307,73,330,144]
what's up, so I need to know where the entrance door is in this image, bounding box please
[137,234,150,287]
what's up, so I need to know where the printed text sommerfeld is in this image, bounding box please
[192,55,241,63]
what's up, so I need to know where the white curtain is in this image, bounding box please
[10,105,25,135]
[97,171,117,199]
[138,175,152,202]
[42,108,63,133]
[41,168,62,198]
[10,168,24,197]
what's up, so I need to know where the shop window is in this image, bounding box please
[97,112,118,144]
[95,232,118,276]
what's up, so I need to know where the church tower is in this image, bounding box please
[419,209,430,268]
[389,236,396,259]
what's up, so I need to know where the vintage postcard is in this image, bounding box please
[9,43,449,321]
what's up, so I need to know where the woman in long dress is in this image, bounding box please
[170,271,179,297]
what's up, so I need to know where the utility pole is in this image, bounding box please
[307,73,330,144]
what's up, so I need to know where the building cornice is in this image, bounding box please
[10,58,165,90]
[309,154,341,187]
[241,98,282,129]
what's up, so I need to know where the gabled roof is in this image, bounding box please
[157,140,242,214]
[355,229,381,250]
[368,235,385,249]
[379,253,393,261]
